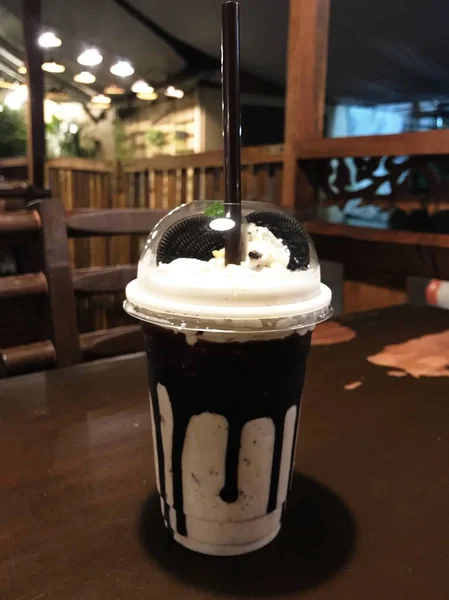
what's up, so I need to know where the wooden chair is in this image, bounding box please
[407,276,449,310]
[0,193,80,377]
[1,199,168,376]
[1,199,342,375]
[66,207,168,360]
[0,183,51,210]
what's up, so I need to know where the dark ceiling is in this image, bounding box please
[327,0,449,104]
[1,0,449,104]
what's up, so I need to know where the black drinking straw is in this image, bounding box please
[222,1,242,265]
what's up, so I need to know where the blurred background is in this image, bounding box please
[1,0,449,360]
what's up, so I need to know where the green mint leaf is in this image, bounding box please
[204,202,225,218]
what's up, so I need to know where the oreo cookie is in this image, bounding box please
[246,211,310,270]
[156,215,225,264]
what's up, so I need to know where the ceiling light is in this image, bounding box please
[77,49,103,67]
[165,86,184,99]
[0,79,20,90]
[110,60,134,77]
[73,71,96,84]
[42,61,65,73]
[18,64,27,75]
[136,91,158,101]
[4,85,28,110]
[131,79,153,94]
[91,94,111,105]
[104,83,125,95]
[46,89,70,101]
[38,32,62,48]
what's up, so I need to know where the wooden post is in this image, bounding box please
[37,197,82,367]
[23,0,46,189]
[283,0,330,209]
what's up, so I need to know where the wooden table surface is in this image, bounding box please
[1,305,448,600]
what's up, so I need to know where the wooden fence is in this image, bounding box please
[0,146,284,331]
[3,147,449,325]
[123,144,284,212]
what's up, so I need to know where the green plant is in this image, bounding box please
[204,201,225,218]
[60,129,98,158]
[45,114,60,136]
[0,106,27,157]
[114,117,132,161]
[147,128,167,149]
[45,115,99,158]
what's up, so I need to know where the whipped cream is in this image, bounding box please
[125,222,332,333]
[212,223,290,271]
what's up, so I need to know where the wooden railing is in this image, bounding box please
[1,145,286,214]
[47,158,116,265]
[0,149,285,334]
[3,146,449,322]
[0,156,28,182]
[1,146,285,268]
[123,145,284,210]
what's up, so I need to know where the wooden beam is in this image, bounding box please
[0,185,50,200]
[38,198,81,367]
[124,145,284,172]
[0,157,29,168]
[47,158,114,173]
[305,221,449,250]
[296,129,449,159]
[0,210,41,233]
[305,221,449,280]
[0,340,56,378]
[283,0,330,208]
[23,0,46,189]
[0,273,48,300]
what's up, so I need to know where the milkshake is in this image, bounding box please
[125,201,332,556]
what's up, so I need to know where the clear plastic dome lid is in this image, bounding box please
[124,201,332,333]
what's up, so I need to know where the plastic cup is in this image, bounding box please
[125,201,332,555]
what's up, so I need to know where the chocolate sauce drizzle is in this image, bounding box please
[144,325,311,538]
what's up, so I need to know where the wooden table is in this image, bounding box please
[1,305,448,600]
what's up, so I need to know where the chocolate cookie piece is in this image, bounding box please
[246,211,310,270]
[157,215,225,264]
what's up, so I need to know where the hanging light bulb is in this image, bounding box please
[131,80,153,94]
[18,64,27,75]
[77,49,103,67]
[104,83,125,95]
[136,91,158,101]
[38,32,62,48]
[73,71,96,84]
[4,85,28,110]
[110,60,134,77]
[91,94,111,105]
[42,60,65,73]
[165,86,184,99]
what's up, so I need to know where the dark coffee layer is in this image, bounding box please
[143,324,311,538]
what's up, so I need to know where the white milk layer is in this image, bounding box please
[151,384,298,555]
[125,224,332,331]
